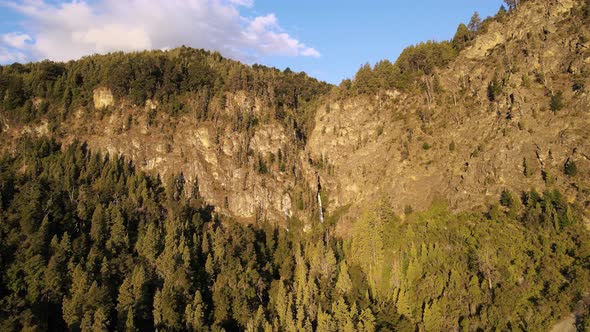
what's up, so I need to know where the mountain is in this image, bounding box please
[0,0,589,331]
[1,47,330,224]
[310,0,590,233]
[3,1,589,231]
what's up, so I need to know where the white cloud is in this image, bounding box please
[229,0,253,7]
[0,47,28,63]
[240,13,321,58]
[1,32,32,49]
[0,0,320,64]
[301,48,321,58]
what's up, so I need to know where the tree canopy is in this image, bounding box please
[0,137,588,331]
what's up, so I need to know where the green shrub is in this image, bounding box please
[565,159,578,177]
[257,153,268,174]
[550,91,564,112]
[542,170,556,185]
[404,205,414,215]
[487,74,503,102]
[449,141,456,152]
[500,190,515,208]
[572,79,585,92]
[523,158,533,177]
[521,74,531,88]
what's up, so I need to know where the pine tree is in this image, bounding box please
[353,63,378,95]
[80,312,94,332]
[423,300,443,332]
[23,254,46,303]
[316,309,336,332]
[504,0,518,11]
[184,290,205,330]
[91,308,109,332]
[468,12,482,32]
[130,265,149,322]
[357,308,376,332]
[155,282,184,330]
[523,158,532,177]
[396,289,413,320]
[125,308,138,332]
[205,253,215,275]
[452,23,472,50]
[107,206,129,254]
[564,158,578,177]
[62,264,89,329]
[332,297,355,332]
[497,5,507,19]
[135,222,161,265]
[335,261,353,294]
[44,254,65,302]
[373,60,397,90]
[117,276,134,329]
[90,205,106,245]
[152,289,163,330]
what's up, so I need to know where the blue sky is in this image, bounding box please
[0,0,504,84]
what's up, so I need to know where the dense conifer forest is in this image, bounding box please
[0,137,588,331]
[2,1,590,331]
[0,47,330,145]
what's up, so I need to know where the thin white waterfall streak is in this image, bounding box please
[318,191,324,223]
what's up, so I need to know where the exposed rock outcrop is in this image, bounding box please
[93,88,114,109]
[3,0,589,232]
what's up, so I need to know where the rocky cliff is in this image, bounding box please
[2,0,589,232]
[307,0,590,233]
[53,91,315,224]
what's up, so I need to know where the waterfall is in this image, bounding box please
[318,191,324,223]
[317,175,324,223]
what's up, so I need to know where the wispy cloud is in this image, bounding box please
[0,46,27,63]
[1,32,32,48]
[0,0,320,64]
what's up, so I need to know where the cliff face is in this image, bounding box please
[306,0,590,233]
[2,0,589,230]
[51,91,315,224]
[1,48,329,225]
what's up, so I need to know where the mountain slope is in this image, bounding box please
[308,0,590,233]
[1,0,590,331]
[1,0,589,230]
[1,48,330,224]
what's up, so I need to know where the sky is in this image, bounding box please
[0,0,505,84]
